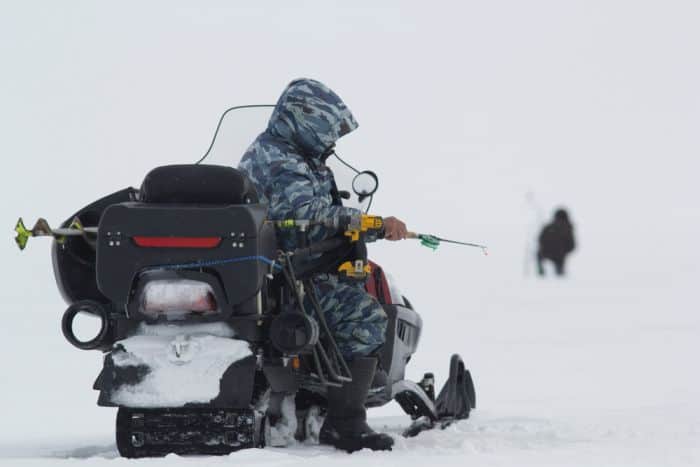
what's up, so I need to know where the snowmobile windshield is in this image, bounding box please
[267,78,358,159]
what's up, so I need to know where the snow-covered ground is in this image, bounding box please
[1,1,698,466]
[1,271,697,466]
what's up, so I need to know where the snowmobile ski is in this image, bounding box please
[402,354,476,438]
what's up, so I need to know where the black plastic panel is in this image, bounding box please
[97,352,257,409]
[51,187,139,305]
[96,202,275,314]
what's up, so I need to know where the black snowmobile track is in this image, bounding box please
[116,407,260,458]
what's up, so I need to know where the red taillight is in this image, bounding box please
[133,236,222,248]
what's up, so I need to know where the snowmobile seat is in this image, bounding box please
[140,164,259,205]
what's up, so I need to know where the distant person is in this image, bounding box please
[537,208,575,277]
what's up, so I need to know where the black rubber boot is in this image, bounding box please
[320,357,394,453]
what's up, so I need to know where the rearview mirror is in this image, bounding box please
[352,171,379,202]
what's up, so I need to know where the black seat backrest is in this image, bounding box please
[140,164,259,204]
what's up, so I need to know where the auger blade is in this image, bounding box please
[32,218,53,236]
[14,218,31,251]
[14,217,56,250]
[13,217,98,251]
[69,216,83,231]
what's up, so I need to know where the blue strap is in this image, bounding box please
[158,255,282,271]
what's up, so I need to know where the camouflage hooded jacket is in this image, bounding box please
[238,79,362,250]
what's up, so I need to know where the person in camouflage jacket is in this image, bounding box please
[238,78,406,452]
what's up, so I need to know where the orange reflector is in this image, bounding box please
[292,357,301,370]
[133,236,222,248]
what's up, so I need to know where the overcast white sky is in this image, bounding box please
[1,0,698,302]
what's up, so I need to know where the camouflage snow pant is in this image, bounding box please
[307,274,388,360]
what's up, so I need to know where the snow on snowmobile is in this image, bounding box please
[15,149,478,459]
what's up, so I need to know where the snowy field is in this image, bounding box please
[1,263,698,466]
[1,269,698,467]
[1,1,698,466]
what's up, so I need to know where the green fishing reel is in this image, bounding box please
[418,234,441,251]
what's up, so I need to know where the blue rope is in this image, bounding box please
[156,255,282,271]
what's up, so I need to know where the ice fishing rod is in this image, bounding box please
[195,104,276,165]
[406,231,488,255]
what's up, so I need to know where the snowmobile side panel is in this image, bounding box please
[379,305,422,385]
[377,305,397,382]
[365,303,424,408]
[51,187,139,305]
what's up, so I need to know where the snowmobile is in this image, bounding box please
[15,163,476,458]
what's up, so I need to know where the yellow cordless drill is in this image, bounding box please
[337,214,384,280]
